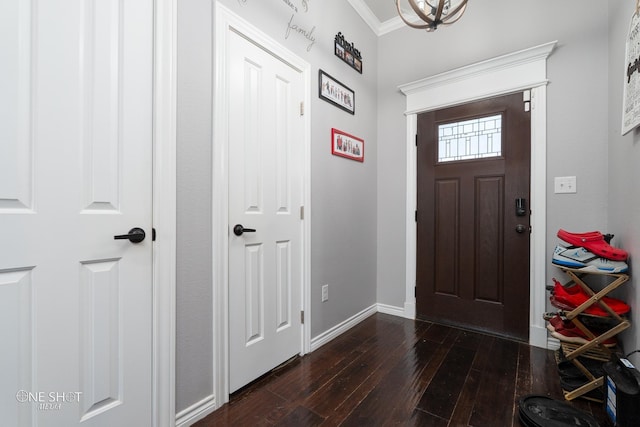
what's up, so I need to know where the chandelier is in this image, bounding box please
[395,0,468,32]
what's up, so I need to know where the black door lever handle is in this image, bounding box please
[114,227,146,243]
[233,224,256,236]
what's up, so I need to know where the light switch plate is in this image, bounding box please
[554,176,577,194]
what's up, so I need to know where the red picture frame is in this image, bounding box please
[331,128,364,162]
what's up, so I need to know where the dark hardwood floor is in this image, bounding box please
[195,313,610,426]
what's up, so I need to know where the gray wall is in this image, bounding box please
[176,0,214,413]
[376,0,611,309]
[176,0,378,413]
[608,2,640,365]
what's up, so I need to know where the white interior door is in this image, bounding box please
[0,0,154,425]
[228,30,305,393]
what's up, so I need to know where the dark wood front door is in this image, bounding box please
[416,92,531,341]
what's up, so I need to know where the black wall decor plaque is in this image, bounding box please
[334,32,362,74]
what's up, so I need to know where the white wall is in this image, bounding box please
[608,2,640,365]
[176,0,378,414]
[376,0,610,311]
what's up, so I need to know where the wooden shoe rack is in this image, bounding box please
[553,266,630,401]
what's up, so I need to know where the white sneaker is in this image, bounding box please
[552,245,628,273]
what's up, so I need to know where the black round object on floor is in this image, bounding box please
[518,395,600,427]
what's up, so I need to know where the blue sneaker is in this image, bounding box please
[552,245,628,273]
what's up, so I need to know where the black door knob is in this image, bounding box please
[515,224,529,234]
[233,224,256,236]
[114,227,146,243]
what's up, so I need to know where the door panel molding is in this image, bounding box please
[79,259,122,420]
[0,0,33,213]
[0,268,33,426]
[213,2,311,407]
[80,0,123,213]
[399,41,556,349]
[475,176,504,303]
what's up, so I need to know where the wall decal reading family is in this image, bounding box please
[285,14,316,51]
[237,0,316,52]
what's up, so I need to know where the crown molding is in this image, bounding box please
[347,0,383,36]
[348,0,419,37]
[378,16,406,35]
[398,40,558,114]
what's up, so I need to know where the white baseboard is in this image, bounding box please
[547,336,560,351]
[531,323,559,350]
[529,324,549,349]
[310,304,377,352]
[377,303,405,317]
[403,301,416,319]
[176,395,216,427]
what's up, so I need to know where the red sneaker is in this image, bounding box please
[549,295,578,312]
[546,313,569,332]
[549,317,617,347]
[557,229,628,261]
[551,279,630,316]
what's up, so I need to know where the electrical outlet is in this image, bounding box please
[321,284,328,302]
[554,176,577,194]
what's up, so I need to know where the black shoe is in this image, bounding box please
[518,395,599,427]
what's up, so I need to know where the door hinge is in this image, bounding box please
[152,228,156,241]
[300,206,304,220]
[300,101,304,116]
[414,284,417,297]
[415,210,418,222]
[523,90,531,112]
[415,134,418,146]
[300,310,305,324]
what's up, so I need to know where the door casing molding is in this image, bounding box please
[212,2,312,407]
[153,0,178,425]
[398,41,557,348]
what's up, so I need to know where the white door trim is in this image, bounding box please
[152,0,177,425]
[213,2,312,406]
[398,41,557,349]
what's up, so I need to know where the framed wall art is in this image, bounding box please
[319,70,355,115]
[334,32,362,74]
[623,6,640,134]
[331,128,364,162]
